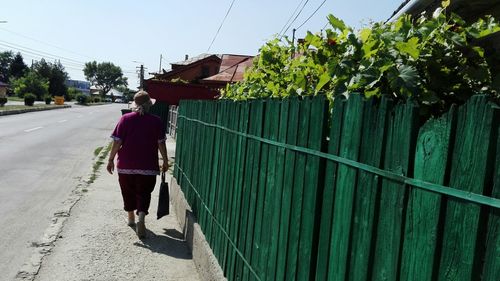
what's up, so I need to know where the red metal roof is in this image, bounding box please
[202,54,254,83]
[145,80,218,106]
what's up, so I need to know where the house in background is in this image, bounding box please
[201,54,254,89]
[145,53,254,106]
[66,79,90,95]
[104,88,124,101]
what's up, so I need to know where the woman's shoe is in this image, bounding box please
[127,211,135,226]
[136,221,146,239]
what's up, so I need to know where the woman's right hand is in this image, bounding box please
[162,161,169,172]
[107,159,115,174]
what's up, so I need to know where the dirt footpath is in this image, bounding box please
[31,139,201,281]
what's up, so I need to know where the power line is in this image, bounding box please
[0,27,95,60]
[278,0,307,36]
[0,47,85,72]
[281,0,310,38]
[295,0,327,31]
[0,40,86,66]
[207,0,237,52]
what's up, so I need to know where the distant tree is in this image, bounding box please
[33,59,69,98]
[0,51,14,82]
[83,61,127,97]
[9,52,28,79]
[11,70,48,100]
[48,61,68,98]
[66,87,81,101]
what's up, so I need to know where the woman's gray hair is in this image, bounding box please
[132,99,153,115]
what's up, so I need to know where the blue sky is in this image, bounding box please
[0,0,403,88]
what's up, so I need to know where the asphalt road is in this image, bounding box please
[0,103,125,281]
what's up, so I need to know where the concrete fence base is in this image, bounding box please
[170,177,226,281]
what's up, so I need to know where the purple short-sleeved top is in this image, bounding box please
[111,112,166,175]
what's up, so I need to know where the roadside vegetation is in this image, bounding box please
[88,142,112,184]
[223,1,500,119]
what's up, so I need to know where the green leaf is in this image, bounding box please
[362,39,378,59]
[364,88,380,98]
[394,16,405,32]
[359,28,372,42]
[398,65,419,89]
[328,14,347,32]
[473,46,485,58]
[442,0,450,9]
[315,72,331,93]
[478,26,500,38]
[395,37,420,59]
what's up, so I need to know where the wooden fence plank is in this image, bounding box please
[237,101,258,281]
[327,94,365,281]
[297,96,327,281]
[200,102,217,235]
[438,96,498,281]
[372,100,419,281]
[275,99,300,281]
[399,107,456,281]
[315,97,346,281]
[285,98,312,281]
[207,101,223,248]
[217,101,232,266]
[258,100,281,281]
[251,100,274,280]
[482,114,500,280]
[348,97,391,281]
[242,101,265,281]
[222,102,241,276]
[266,100,289,281]
[230,102,251,281]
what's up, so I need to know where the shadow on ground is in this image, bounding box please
[133,228,192,259]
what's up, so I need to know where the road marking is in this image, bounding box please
[77,115,83,118]
[57,119,67,123]
[24,126,43,133]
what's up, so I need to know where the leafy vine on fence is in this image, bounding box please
[222,2,500,117]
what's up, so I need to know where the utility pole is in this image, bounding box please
[159,54,162,73]
[139,64,144,89]
[291,28,296,59]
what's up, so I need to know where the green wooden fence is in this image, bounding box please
[173,94,500,281]
[150,101,169,132]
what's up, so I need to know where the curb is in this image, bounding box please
[0,105,71,116]
[15,139,111,281]
[170,177,227,281]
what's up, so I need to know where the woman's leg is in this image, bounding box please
[118,174,137,213]
[135,175,156,239]
[135,175,157,215]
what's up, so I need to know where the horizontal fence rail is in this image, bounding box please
[174,95,500,281]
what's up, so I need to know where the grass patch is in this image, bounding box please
[76,102,109,106]
[94,146,103,157]
[7,96,23,102]
[87,142,112,184]
[0,104,63,112]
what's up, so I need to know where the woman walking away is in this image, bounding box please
[106,90,168,239]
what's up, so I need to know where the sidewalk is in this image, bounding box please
[31,138,201,281]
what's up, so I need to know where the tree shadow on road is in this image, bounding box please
[133,228,192,259]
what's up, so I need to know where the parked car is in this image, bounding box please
[114,98,123,103]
